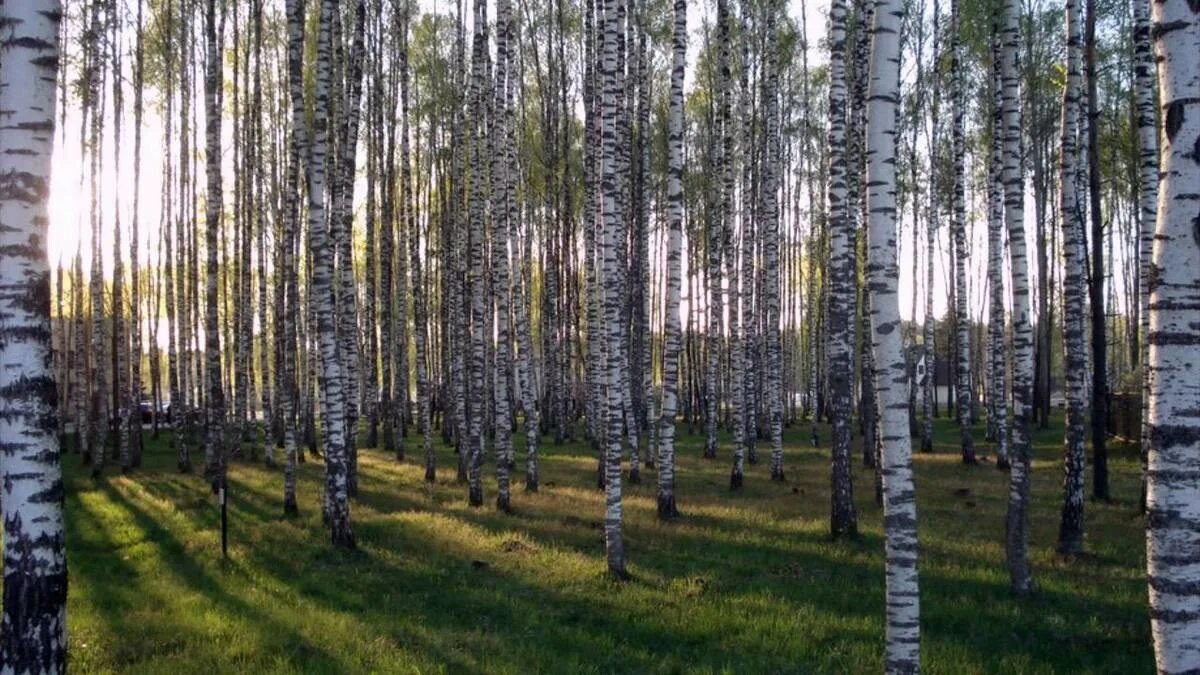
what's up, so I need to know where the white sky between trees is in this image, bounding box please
[49,0,1103,347]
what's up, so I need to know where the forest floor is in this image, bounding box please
[59,413,1149,673]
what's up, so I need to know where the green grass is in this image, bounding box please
[56,414,1150,674]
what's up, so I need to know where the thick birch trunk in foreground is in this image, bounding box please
[1146,0,1200,669]
[865,0,921,668]
[0,3,68,671]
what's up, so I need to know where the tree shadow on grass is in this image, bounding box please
[69,478,345,672]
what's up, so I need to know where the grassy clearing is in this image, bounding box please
[55,414,1149,673]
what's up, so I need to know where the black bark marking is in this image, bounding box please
[0,374,57,410]
[0,170,49,203]
[1150,423,1200,450]
[31,55,60,70]
[1165,99,1185,142]
[1153,19,1192,39]
[3,37,56,51]
[1,518,67,673]
[1150,607,1200,623]
[29,480,65,505]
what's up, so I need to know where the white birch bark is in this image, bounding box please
[0,3,68,669]
[305,0,354,545]
[1146,0,1200,668]
[600,0,627,577]
[1057,0,1088,556]
[1001,0,1034,596]
[658,0,687,519]
[986,30,1008,470]
[762,0,785,482]
[1132,0,1158,508]
[865,0,921,667]
[492,0,516,513]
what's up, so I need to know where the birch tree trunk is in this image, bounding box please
[987,30,1009,470]
[509,6,542,493]
[726,0,746,489]
[865,0,921,667]
[466,0,490,507]
[253,0,273,467]
[305,0,354,546]
[129,0,145,470]
[658,0,687,519]
[949,0,976,465]
[379,4,398,459]
[826,0,858,539]
[203,0,227,489]
[1132,0,1158,511]
[334,0,368,496]
[1083,0,1109,502]
[704,0,730,462]
[281,0,307,516]
[1145,0,1200,668]
[762,0,785,483]
[86,0,107,475]
[1056,0,1088,557]
[0,2,68,669]
[921,4,940,456]
[1001,0,1034,596]
[600,0,628,577]
[492,0,516,513]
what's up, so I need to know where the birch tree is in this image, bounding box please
[826,0,858,539]
[949,0,975,465]
[1001,0,1034,596]
[202,0,227,488]
[1145,0,1200,668]
[1132,0,1158,510]
[762,0,784,483]
[1056,0,1088,557]
[600,0,628,577]
[865,0,921,666]
[920,2,940,456]
[492,0,516,513]
[282,0,307,516]
[658,0,687,519]
[0,2,68,669]
[305,0,354,546]
[986,29,1008,470]
[465,0,490,507]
